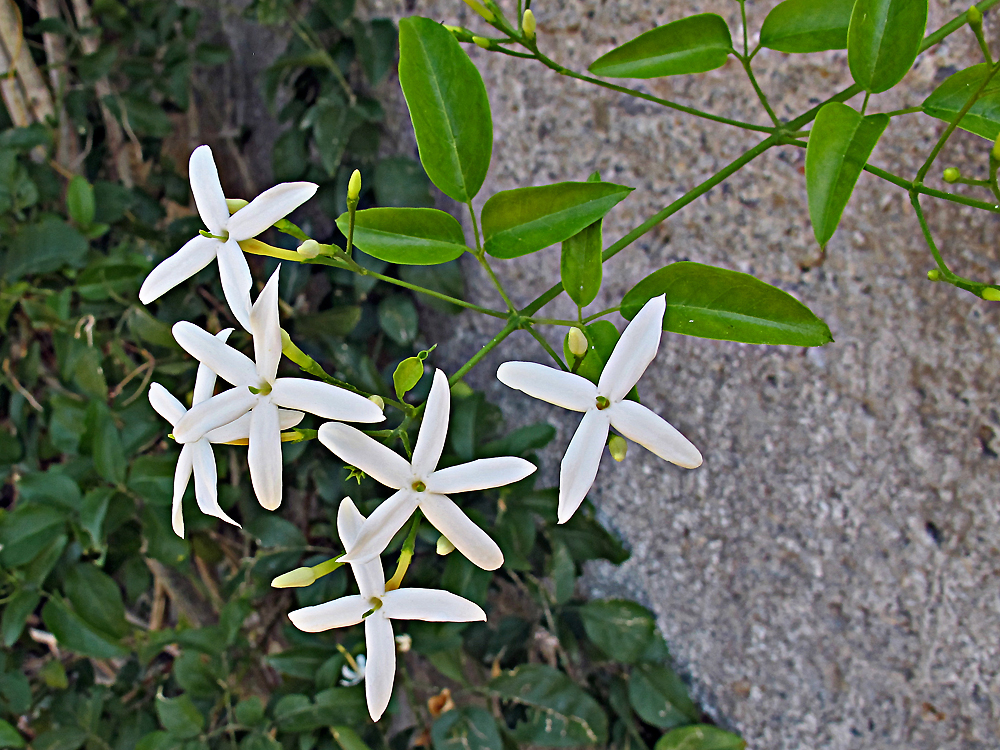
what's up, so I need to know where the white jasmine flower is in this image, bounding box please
[318,369,536,570]
[289,498,486,721]
[340,654,366,686]
[138,145,317,330]
[497,295,702,524]
[170,268,385,510]
[148,330,305,537]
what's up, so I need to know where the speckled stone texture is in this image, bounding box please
[235,1,1000,747]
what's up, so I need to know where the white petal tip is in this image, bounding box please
[259,496,282,511]
[287,610,317,632]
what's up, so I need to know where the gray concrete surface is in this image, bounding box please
[363,1,1000,748]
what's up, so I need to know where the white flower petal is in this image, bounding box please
[558,409,611,524]
[205,412,252,443]
[339,490,419,564]
[192,329,233,405]
[248,400,283,510]
[598,294,665,402]
[217,239,253,331]
[426,457,536,495]
[190,439,240,528]
[172,444,194,538]
[609,400,702,468]
[418,493,503,571]
[278,409,305,430]
[364,614,396,722]
[189,145,230,235]
[381,588,486,622]
[496,361,597,412]
[174,387,257,443]
[411,369,449,478]
[227,181,319,241]
[148,382,186,427]
[251,268,282,383]
[172,321,259,387]
[288,594,369,632]
[139,234,218,304]
[317,423,410,489]
[271,379,384,423]
[337,498,386,598]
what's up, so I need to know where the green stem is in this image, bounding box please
[881,106,923,118]
[739,0,749,56]
[908,192,989,296]
[526,326,568,370]
[364,268,508,318]
[738,53,781,127]
[860,91,871,115]
[583,306,620,323]
[972,18,994,63]
[468,201,517,312]
[385,510,422,591]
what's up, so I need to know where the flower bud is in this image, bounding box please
[272,567,316,588]
[369,394,385,410]
[297,239,322,258]
[567,327,588,357]
[472,36,491,49]
[608,434,627,462]
[522,9,536,39]
[462,0,494,21]
[927,269,942,281]
[395,634,412,653]
[983,287,1000,301]
[942,167,961,184]
[968,5,983,27]
[347,169,362,203]
[436,535,456,555]
[226,198,249,214]
[992,133,1000,162]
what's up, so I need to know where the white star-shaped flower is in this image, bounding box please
[148,329,304,537]
[497,294,702,524]
[170,268,385,510]
[318,369,536,570]
[289,498,486,721]
[138,144,317,330]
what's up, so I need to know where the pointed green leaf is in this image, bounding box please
[588,14,732,78]
[560,174,603,306]
[579,600,656,663]
[398,17,492,202]
[922,63,1000,140]
[432,707,502,750]
[335,207,469,265]
[41,599,129,659]
[654,725,745,750]
[621,261,833,346]
[760,0,854,53]
[156,693,205,739]
[2,589,40,647]
[67,175,95,227]
[629,663,699,729]
[0,718,25,748]
[64,564,129,639]
[806,102,888,247]
[847,0,927,93]
[483,182,632,259]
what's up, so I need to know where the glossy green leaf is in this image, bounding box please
[922,63,1000,140]
[654,725,745,750]
[483,182,632,259]
[92,405,127,485]
[560,172,603,307]
[0,504,66,566]
[0,718,24,748]
[1,589,40,647]
[760,0,853,53]
[806,102,888,247]
[579,599,656,663]
[431,707,502,750]
[562,320,623,387]
[378,295,418,345]
[331,726,372,750]
[398,17,492,202]
[490,665,608,746]
[156,693,204,739]
[64,564,129,639]
[629,663,699,729]
[30,728,87,750]
[847,0,927,93]
[67,175,95,227]
[621,262,833,346]
[335,208,469,265]
[41,599,129,659]
[5,217,88,281]
[588,14,732,78]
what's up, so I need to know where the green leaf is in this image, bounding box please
[41,598,129,659]
[483,182,632,259]
[0,504,66,566]
[1,589,40,647]
[579,600,656,663]
[91,405,127,485]
[805,102,888,247]
[621,262,833,346]
[489,664,608,746]
[4,216,88,281]
[560,204,602,308]
[922,63,1000,140]
[373,156,434,208]
[64,564,129,639]
[31,728,88,750]
[759,0,854,53]
[432,707,502,750]
[234,697,265,727]
[67,175,95,227]
[847,0,927,93]
[331,726,373,750]
[156,693,204,739]
[588,14,732,78]
[654,725,745,750]
[336,208,469,265]
[79,487,113,547]
[378,295,418,346]
[352,18,398,85]
[562,320,624,388]
[0,718,24,748]
[398,17,492,202]
[629,663,699,729]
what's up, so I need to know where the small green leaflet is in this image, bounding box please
[483,181,632,259]
[922,64,1000,140]
[561,171,603,307]
[621,262,832,347]
[588,14,732,78]
[847,0,927,93]
[654,725,746,750]
[806,102,888,247]
[336,208,469,265]
[760,0,854,53]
